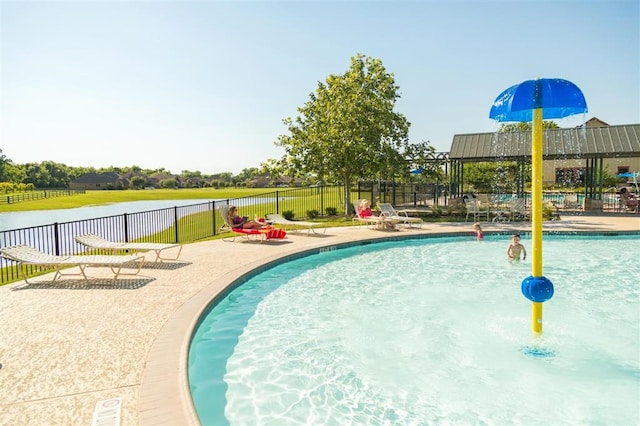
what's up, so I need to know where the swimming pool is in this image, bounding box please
[189,234,640,425]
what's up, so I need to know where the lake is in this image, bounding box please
[0,199,217,232]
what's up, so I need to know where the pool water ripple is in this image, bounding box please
[189,235,640,425]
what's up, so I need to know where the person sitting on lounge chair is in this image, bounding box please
[358,199,397,230]
[619,187,638,211]
[358,199,375,218]
[228,206,267,229]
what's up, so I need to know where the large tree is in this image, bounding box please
[275,54,410,213]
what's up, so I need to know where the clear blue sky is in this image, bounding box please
[1,0,638,175]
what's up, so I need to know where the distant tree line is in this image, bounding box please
[0,148,277,191]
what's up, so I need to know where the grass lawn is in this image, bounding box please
[0,188,269,212]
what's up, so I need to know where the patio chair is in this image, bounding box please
[562,192,582,210]
[75,234,182,263]
[265,213,327,234]
[619,188,639,213]
[218,205,287,242]
[509,198,531,221]
[464,198,489,222]
[376,203,423,228]
[0,244,144,284]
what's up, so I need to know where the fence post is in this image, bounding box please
[276,191,280,214]
[54,223,61,255]
[211,201,218,235]
[124,213,129,242]
[173,207,179,243]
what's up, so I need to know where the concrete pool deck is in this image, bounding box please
[0,214,638,425]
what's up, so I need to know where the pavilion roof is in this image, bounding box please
[448,123,640,162]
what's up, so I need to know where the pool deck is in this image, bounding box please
[1,214,638,425]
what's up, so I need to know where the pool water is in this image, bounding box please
[189,235,640,425]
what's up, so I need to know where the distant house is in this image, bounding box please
[583,117,610,127]
[69,172,123,190]
[248,174,296,188]
[147,172,181,188]
[249,174,272,188]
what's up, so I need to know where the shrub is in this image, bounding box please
[282,210,295,220]
[543,202,559,220]
[306,209,319,219]
[325,206,337,216]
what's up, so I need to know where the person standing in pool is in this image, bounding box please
[507,234,527,261]
[473,222,484,240]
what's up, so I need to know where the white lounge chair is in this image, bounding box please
[75,234,182,263]
[0,244,144,284]
[352,200,399,230]
[265,214,326,234]
[376,203,424,228]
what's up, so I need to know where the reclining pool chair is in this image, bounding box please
[265,213,326,234]
[0,244,144,284]
[75,234,182,263]
[352,200,400,230]
[376,203,424,228]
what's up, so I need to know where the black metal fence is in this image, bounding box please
[0,189,86,205]
[0,186,348,284]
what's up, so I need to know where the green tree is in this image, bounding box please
[499,121,559,132]
[0,149,9,182]
[403,141,445,183]
[130,176,147,189]
[276,54,410,213]
[259,159,285,187]
[159,178,177,189]
[464,162,521,193]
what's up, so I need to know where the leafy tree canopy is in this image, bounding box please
[275,53,411,211]
[499,121,559,132]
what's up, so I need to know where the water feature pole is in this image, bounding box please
[490,78,587,335]
[528,104,549,333]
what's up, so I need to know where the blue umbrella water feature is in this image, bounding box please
[490,78,588,336]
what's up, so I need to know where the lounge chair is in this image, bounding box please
[265,214,326,234]
[376,203,423,228]
[352,200,399,230]
[75,234,182,263]
[0,244,144,284]
[218,205,287,242]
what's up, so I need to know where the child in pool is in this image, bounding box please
[507,234,527,261]
[473,222,484,240]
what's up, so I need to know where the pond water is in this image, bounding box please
[0,199,216,231]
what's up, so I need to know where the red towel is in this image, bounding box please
[265,228,286,239]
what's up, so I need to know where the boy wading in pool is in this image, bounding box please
[507,234,527,261]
